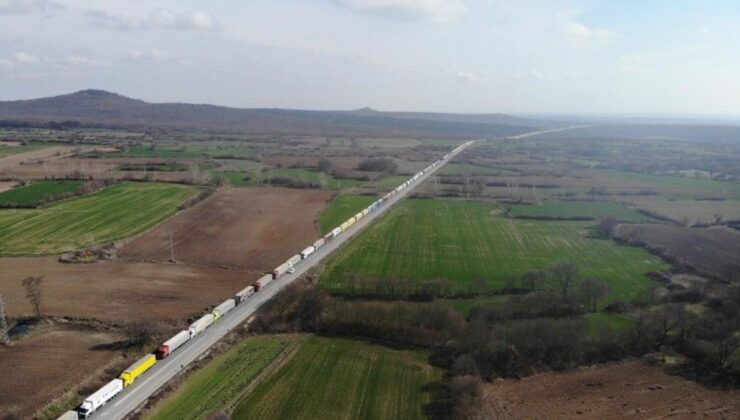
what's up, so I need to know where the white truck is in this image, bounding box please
[234,285,255,304]
[188,313,215,338]
[157,330,190,359]
[78,378,123,418]
[300,246,315,259]
[212,298,236,320]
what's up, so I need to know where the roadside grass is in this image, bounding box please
[318,194,377,234]
[320,199,667,303]
[232,335,441,420]
[440,163,518,176]
[509,200,654,222]
[148,336,297,420]
[0,182,198,255]
[0,180,83,207]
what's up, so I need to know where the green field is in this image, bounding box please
[0,182,197,254]
[149,336,296,420]
[318,195,377,233]
[321,199,667,303]
[232,336,440,420]
[440,163,517,176]
[509,200,654,222]
[0,142,56,157]
[97,144,254,159]
[0,180,83,206]
[600,169,740,197]
[365,175,409,191]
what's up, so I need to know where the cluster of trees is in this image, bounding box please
[357,157,398,174]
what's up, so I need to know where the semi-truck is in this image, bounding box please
[119,354,156,387]
[78,378,123,417]
[156,330,190,359]
[188,313,215,338]
[212,298,236,320]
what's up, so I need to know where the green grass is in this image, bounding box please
[232,335,440,420]
[0,182,198,255]
[0,142,56,157]
[366,175,409,191]
[220,171,254,186]
[440,163,517,176]
[509,200,654,222]
[318,195,377,234]
[0,180,83,206]
[148,336,295,420]
[321,199,667,303]
[599,169,740,197]
[585,312,634,336]
[98,144,254,159]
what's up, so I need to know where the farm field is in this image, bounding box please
[440,162,517,176]
[120,187,332,270]
[232,335,441,420]
[629,197,740,224]
[318,194,377,233]
[0,256,255,322]
[321,199,667,303]
[0,327,125,419]
[599,169,740,198]
[483,361,740,419]
[365,175,408,191]
[149,336,298,420]
[0,182,198,255]
[0,180,83,206]
[509,200,654,222]
[0,142,55,157]
[221,168,363,189]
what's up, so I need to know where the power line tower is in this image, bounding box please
[0,294,10,345]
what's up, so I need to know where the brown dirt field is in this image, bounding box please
[0,257,258,322]
[614,224,740,282]
[0,146,71,171]
[484,361,740,419]
[0,327,123,418]
[0,181,16,193]
[119,186,332,271]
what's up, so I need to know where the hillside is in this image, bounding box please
[0,90,550,137]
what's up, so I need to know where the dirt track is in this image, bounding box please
[484,361,739,419]
[0,257,259,322]
[119,186,332,270]
[0,327,124,418]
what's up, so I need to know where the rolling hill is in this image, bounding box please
[0,90,551,137]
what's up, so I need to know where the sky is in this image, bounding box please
[1,0,739,115]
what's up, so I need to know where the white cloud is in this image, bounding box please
[565,21,616,47]
[456,71,479,84]
[329,0,465,22]
[86,9,219,32]
[0,0,62,15]
[13,51,39,63]
[65,55,111,67]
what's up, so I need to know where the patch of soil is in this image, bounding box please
[0,181,16,193]
[0,327,124,418]
[484,360,740,419]
[119,186,332,271]
[0,256,259,322]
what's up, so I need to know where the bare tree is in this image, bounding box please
[598,215,619,237]
[550,262,579,298]
[578,278,609,312]
[521,270,546,291]
[22,276,43,318]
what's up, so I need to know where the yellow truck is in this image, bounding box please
[119,354,156,387]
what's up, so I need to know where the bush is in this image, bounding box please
[357,158,398,174]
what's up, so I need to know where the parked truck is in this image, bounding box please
[256,273,273,289]
[156,330,190,359]
[272,262,291,279]
[212,298,236,320]
[119,354,156,387]
[78,378,123,418]
[300,245,315,259]
[313,238,325,250]
[287,254,301,266]
[234,285,255,304]
[188,313,215,338]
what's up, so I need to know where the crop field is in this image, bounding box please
[149,336,298,420]
[0,182,197,255]
[440,162,517,176]
[221,168,363,190]
[509,200,654,222]
[365,175,408,191]
[318,194,377,233]
[321,199,667,303]
[93,144,253,159]
[599,169,740,198]
[629,197,740,224]
[232,336,440,420]
[0,142,55,157]
[0,180,83,206]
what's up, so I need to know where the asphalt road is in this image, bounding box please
[94,127,578,419]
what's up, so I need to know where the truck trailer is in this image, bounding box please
[256,273,273,289]
[212,298,236,320]
[234,285,255,304]
[188,313,215,338]
[157,330,190,359]
[78,378,123,418]
[272,262,291,279]
[300,246,315,259]
[313,238,325,249]
[287,254,301,266]
[119,354,156,387]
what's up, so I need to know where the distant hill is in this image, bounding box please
[0,90,551,137]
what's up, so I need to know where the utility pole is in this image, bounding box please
[0,294,10,345]
[169,232,176,263]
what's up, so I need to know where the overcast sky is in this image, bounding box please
[1,0,739,115]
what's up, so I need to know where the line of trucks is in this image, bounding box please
[68,141,474,419]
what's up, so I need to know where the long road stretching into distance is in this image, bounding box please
[95,126,580,419]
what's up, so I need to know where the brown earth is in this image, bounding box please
[0,146,71,171]
[484,360,740,419]
[0,257,258,322]
[614,224,740,282]
[0,181,16,193]
[0,326,124,418]
[119,186,332,271]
